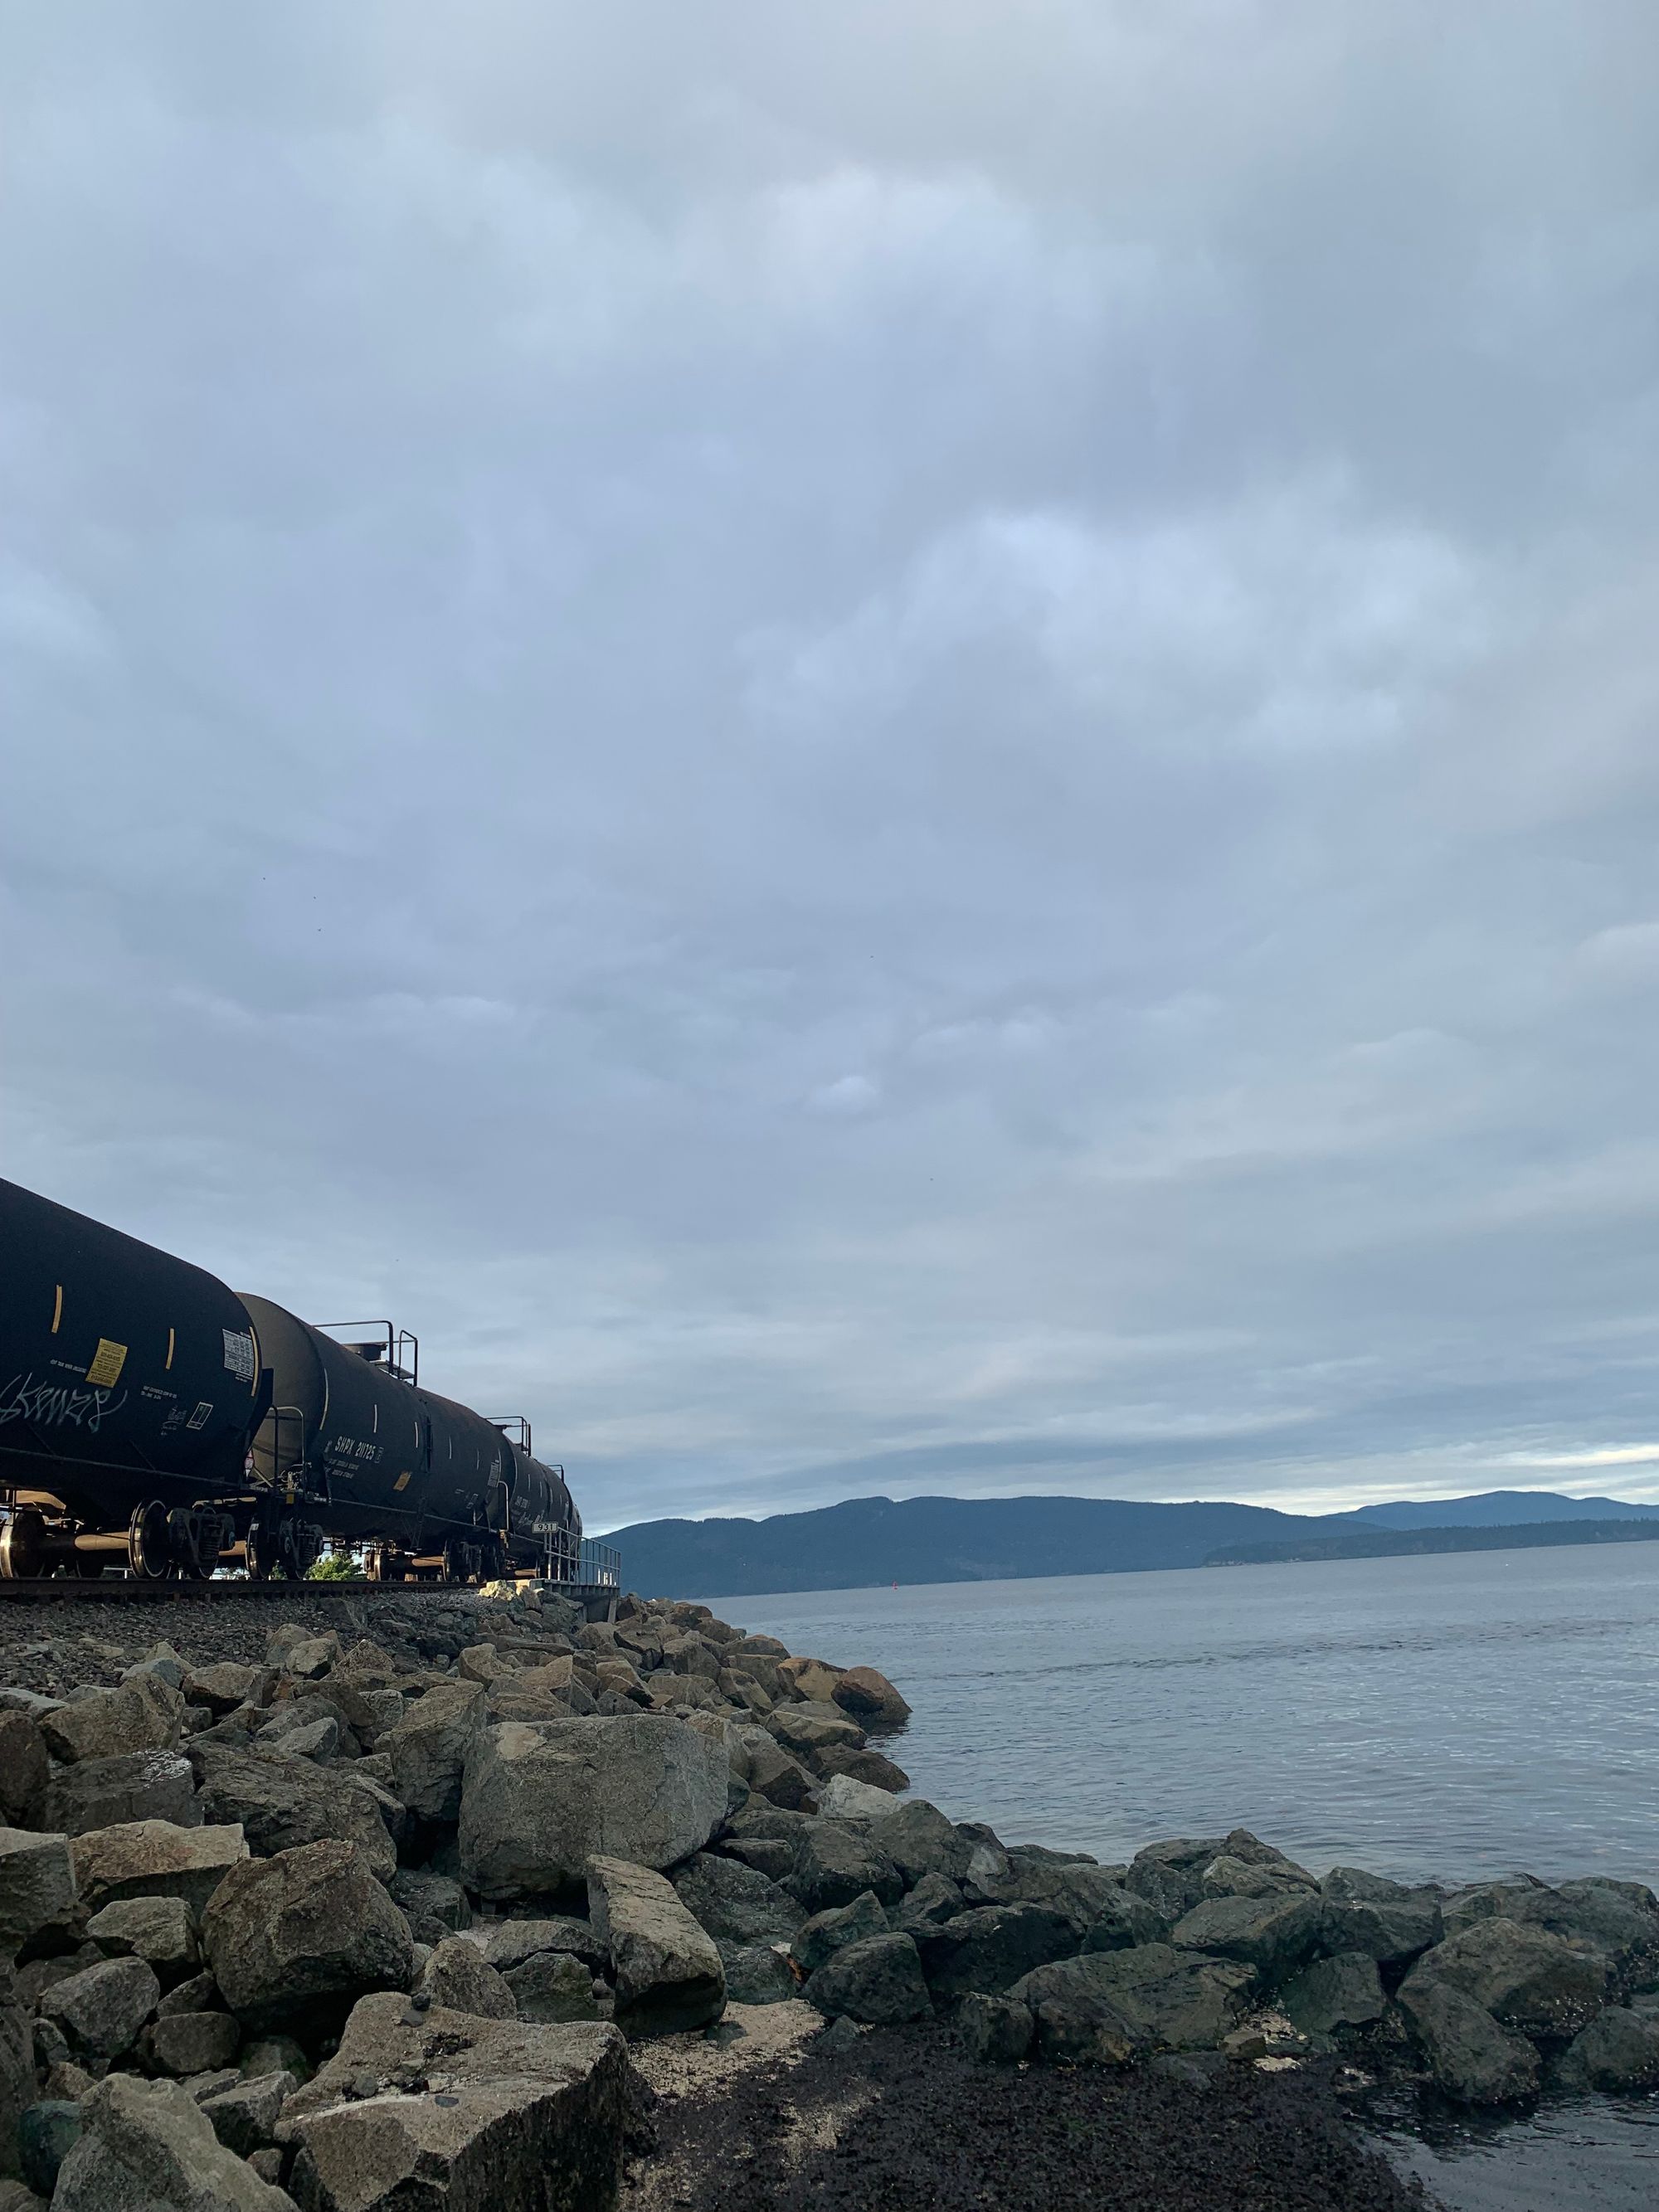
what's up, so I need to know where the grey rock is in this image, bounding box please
[813,1746,910,1793]
[815,1774,902,1821]
[150,2011,243,2077]
[202,1840,414,2037]
[0,1828,76,1950]
[786,1821,904,1913]
[0,1715,47,1828]
[52,2069,294,2210]
[40,1680,182,1767]
[1082,1885,1170,1953]
[157,1971,221,2019]
[1321,1866,1413,1903]
[1199,1854,1319,1901]
[1169,1894,1324,1981]
[192,1748,396,1884]
[892,1873,966,1936]
[718,1837,796,1884]
[276,1994,629,2212]
[791,1892,892,1978]
[415,1937,517,2020]
[40,1957,161,2061]
[1397,1981,1540,2105]
[460,1715,728,1898]
[1399,1918,1610,2039]
[1280,1950,1386,2038]
[198,2071,295,2159]
[466,1916,609,1974]
[258,1718,339,1763]
[182,1665,267,1717]
[716,1943,797,2005]
[587,1855,725,2035]
[1,1984,31,2183]
[1321,1895,1442,1967]
[732,1731,817,1811]
[44,1753,197,1838]
[805,1933,931,2024]
[88,1896,199,1982]
[1555,2005,1659,2093]
[71,1819,248,1916]
[959,1992,1034,2063]
[503,1952,599,2023]
[670,1853,805,1947]
[915,1904,1078,1998]
[387,1870,470,1945]
[870,1800,971,1887]
[240,2035,310,2086]
[1121,1838,1228,1923]
[1011,1943,1256,2062]
[381,1680,485,1824]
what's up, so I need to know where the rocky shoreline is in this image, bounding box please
[0,1582,1655,2209]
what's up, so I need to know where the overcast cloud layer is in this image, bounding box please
[4,2,1659,1531]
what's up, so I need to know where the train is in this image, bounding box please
[0,1176,581,1583]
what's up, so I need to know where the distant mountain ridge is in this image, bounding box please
[603,1487,1659,1598]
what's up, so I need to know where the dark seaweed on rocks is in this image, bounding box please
[622,2021,1429,2212]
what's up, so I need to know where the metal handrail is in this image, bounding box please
[577,1539,620,1589]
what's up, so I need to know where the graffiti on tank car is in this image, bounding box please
[0,1370,128,1433]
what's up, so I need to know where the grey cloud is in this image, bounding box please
[3,2,1658,1533]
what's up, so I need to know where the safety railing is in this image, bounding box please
[577,1539,620,1588]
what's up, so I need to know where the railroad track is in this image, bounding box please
[0,1578,621,1607]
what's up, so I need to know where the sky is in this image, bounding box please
[4,2,1659,1534]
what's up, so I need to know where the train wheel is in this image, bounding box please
[128,1500,170,1579]
[73,1549,106,1579]
[0,1509,46,1580]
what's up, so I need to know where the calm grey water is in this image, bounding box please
[717,1543,1659,1884]
[718,1544,1659,2206]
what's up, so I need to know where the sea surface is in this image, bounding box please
[715,1544,1659,2211]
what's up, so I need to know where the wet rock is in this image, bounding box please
[71,1818,248,1915]
[915,1904,1079,1999]
[381,1680,485,1824]
[1169,1894,1324,1981]
[587,1855,726,2035]
[202,1840,414,2037]
[1000,1862,1151,1941]
[53,2070,294,2211]
[86,1895,199,1981]
[17,2102,80,2198]
[1554,2005,1659,2092]
[1011,1943,1256,2062]
[1199,1854,1319,1901]
[960,1991,1035,2063]
[192,1748,397,1884]
[42,1750,197,1836]
[1320,1895,1442,1968]
[276,1994,630,2212]
[460,1714,728,1897]
[0,1716,47,1828]
[0,1828,75,1949]
[670,1853,805,1947]
[805,1932,931,2024]
[40,1679,182,1766]
[1121,1838,1225,1923]
[1280,1950,1386,2038]
[40,1957,162,2061]
[813,1745,910,1793]
[150,2010,243,2076]
[717,1943,797,2005]
[503,1952,600,2023]
[830,1665,912,1728]
[790,1891,892,1978]
[1398,1981,1540,2104]
[199,2070,295,2159]
[767,1709,865,1775]
[1321,1866,1413,1903]
[1399,1918,1611,2039]
[415,1937,517,2020]
[1458,1879,1659,1980]
[1082,1885,1170,1953]
[786,1821,904,1913]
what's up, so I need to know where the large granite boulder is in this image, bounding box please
[669,1853,805,1947]
[43,1749,197,1836]
[869,1801,971,1887]
[816,1774,902,1821]
[71,1819,247,1915]
[192,1748,397,1883]
[1121,1838,1228,1922]
[1199,1854,1318,1901]
[1082,1885,1169,1954]
[1168,1893,1323,1981]
[1280,1951,1386,2038]
[459,1715,727,1898]
[198,2071,296,2161]
[0,1714,47,1827]
[183,1665,269,1716]
[415,1937,517,2021]
[805,1932,931,2023]
[462,1917,608,1975]
[86,1895,199,1983]
[52,2070,294,2211]
[504,1952,601,2024]
[202,1840,414,2036]
[1555,2005,1659,2093]
[1397,1981,1540,2104]
[587,1855,725,2035]
[1320,1894,1442,1968]
[277,1995,630,2212]
[791,1890,892,1977]
[785,1821,904,1913]
[1010,1943,1256,2062]
[40,1957,162,2062]
[40,1679,182,1766]
[1399,1918,1611,2039]
[914,1904,1078,1998]
[893,1873,966,1937]
[830,1666,912,1728]
[382,1681,485,1824]
[0,1828,75,1949]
